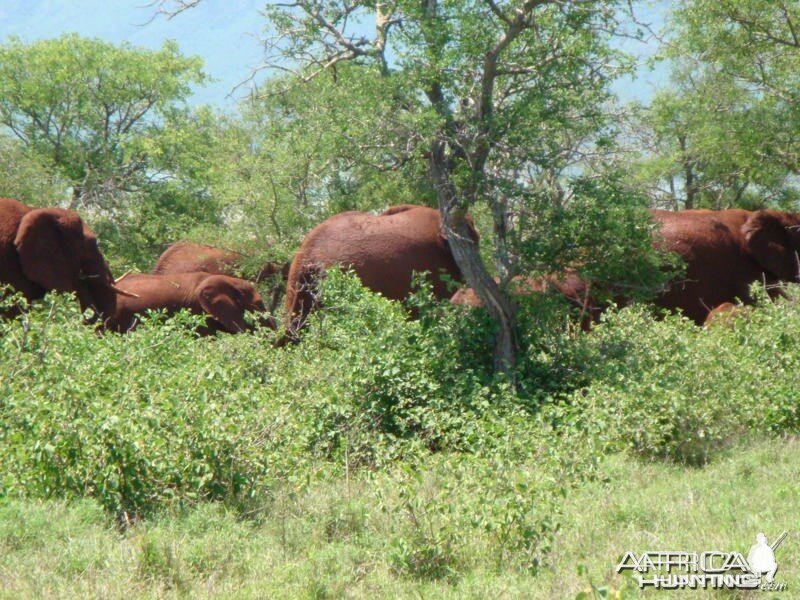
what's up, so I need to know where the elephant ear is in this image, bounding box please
[14,209,81,292]
[742,211,800,281]
[198,276,247,333]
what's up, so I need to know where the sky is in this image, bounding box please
[0,1,669,109]
[613,2,671,103]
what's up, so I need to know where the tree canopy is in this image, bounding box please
[628,0,800,210]
[0,34,206,209]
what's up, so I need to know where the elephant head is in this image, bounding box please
[14,208,118,319]
[197,274,267,333]
[742,210,800,282]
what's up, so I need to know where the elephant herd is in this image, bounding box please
[2,196,800,338]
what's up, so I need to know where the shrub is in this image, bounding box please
[287,270,511,466]
[558,286,800,465]
[0,295,298,518]
[4,271,800,585]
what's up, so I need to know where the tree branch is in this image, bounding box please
[143,0,202,24]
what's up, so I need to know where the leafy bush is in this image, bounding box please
[0,278,595,530]
[511,174,681,302]
[287,270,511,465]
[558,286,800,465]
[4,271,800,590]
[0,296,301,518]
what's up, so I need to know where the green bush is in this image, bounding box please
[558,286,800,465]
[288,270,512,465]
[0,296,300,518]
[0,278,594,529]
[511,174,681,303]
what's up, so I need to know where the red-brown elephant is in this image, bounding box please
[450,272,606,331]
[105,272,268,334]
[703,302,747,327]
[283,204,477,337]
[0,198,126,320]
[651,209,800,324]
[451,208,800,328]
[152,241,289,313]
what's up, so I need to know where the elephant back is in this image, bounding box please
[283,204,473,337]
[294,205,464,300]
[153,242,242,276]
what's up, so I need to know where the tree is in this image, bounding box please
[208,65,434,253]
[89,105,234,270]
[629,0,800,210]
[156,0,633,374]
[0,34,206,210]
[0,135,67,205]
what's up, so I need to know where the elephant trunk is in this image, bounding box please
[75,283,98,323]
[78,255,117,323]
[258,313,278,331]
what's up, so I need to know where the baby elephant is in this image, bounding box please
[703,302,747,328]
[105,272,268,334]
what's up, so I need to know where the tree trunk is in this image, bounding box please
[678,134,695,209]
[428,142,517,375]
[70,185,83,210]
[492,196,511,283]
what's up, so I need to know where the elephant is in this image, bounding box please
[0,197,128,320]
[651,209,800,324]
[104,272,268,334]
[449,208,800,328]
[450,272,606,331]
[703,302,746,327]
[152,241,290,313]
[283,204,478,337]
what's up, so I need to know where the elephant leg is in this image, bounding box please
[285,268,323,340]
[268,280,284,315]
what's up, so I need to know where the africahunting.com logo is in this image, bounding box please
[617,531,788,591]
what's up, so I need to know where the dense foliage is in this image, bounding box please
[0,35,205,207]
[0,35,220,271]
[2,279,800,579]
[628,0,800,209]
[564,287,800,466]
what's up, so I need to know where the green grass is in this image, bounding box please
[0,437,796,599]
[539,436,800,599]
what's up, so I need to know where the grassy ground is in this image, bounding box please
[539,435,800,599]
[1,436,796,599]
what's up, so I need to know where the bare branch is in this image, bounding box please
[142,0,202,24]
